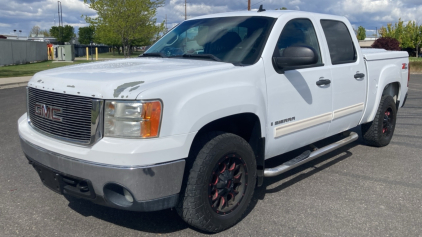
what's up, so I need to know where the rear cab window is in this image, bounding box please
[320,20,357,65]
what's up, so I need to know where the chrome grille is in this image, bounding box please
[27,87,103,146]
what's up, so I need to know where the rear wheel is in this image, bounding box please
[176,132,256,233]
[361,95,397,147]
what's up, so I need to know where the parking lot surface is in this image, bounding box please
[1,75,421,236]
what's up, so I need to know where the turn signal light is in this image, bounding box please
[141,101,162,138]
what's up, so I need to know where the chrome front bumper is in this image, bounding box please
[20,136,185,211]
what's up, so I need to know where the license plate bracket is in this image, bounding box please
[29,159,96,199]
[32,163,63,194]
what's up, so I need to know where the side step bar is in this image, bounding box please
[264,132,358,177]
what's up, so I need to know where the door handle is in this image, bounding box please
[354,73,365,79]
[316,79,331,86]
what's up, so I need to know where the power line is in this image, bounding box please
[251,0,266,8]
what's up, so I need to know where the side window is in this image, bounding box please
[274,18,322,65]
[320,20,357,65]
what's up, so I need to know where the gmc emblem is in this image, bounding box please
[35,103,63,122]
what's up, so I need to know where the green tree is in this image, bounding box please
[95,24,123,55]
[416,25,422,57]
[276,7,287,10]
[403,21,422,56]
[380,24,396,38]
[357,26,366,40]
[29,25,40,36]
[402,21,416,49]
[50,25,75,44]
[29,26,51,37]
[84,0,165,57]
[380,19,422,56]
[78,26,95,45]
[39,29,50,37]
[380,19,405,47]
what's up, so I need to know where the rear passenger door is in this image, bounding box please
[320,20,367,137]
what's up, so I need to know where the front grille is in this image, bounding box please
[27,87,102,145]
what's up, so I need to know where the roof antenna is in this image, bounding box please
[258,5,266,12]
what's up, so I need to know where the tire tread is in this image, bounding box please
[176,132,256,233]
[362,95,397,147]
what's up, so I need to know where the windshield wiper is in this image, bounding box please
[182,54,222,62]
[140,52,166,58]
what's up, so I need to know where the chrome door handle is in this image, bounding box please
[354,73,365,79]
[316,79,331,86]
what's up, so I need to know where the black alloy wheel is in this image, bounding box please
[382,107,393,136]
[208,154,247,215]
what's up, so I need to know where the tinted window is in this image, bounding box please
[146,17,276,65]
[274,18,322,65]
[321,20,357,65]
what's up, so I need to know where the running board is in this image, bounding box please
[264,132,358,177]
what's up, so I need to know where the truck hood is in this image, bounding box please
[29,57,234,99]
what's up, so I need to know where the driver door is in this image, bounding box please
[265,18,333,158]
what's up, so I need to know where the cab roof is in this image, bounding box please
[188,10,344,21]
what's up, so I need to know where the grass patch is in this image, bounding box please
[409,57,422,62]
[0,60,91,78]
[410,61,422,73]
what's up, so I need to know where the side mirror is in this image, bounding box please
[273,46,318,69]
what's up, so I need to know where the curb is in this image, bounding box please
[0,82,28,90]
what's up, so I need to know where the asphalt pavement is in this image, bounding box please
[1,75,422,236]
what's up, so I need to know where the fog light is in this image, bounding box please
[103,183,135,207]
[123,188,134,203]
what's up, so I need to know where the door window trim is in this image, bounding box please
[320,19,357,65]
[272,18,325,73]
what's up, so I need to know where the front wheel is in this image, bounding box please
[361,95,397,147]
[176,132,256,233]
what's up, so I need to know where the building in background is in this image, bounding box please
[359,37,379,48]
[0,33,58,44]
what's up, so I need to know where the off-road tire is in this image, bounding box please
[176,132,256,233]
[361,95,397,147]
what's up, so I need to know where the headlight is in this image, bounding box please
[104,100,162,138]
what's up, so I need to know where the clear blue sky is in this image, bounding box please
[1,0,421,36]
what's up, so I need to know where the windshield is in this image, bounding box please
[145,16,276,65]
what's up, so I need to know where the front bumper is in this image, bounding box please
[20,136,185,212]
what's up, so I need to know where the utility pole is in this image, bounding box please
[166,14,168,32]
[57,1,63,43]
[248,0,251,11]
[185,0,187,20]
[57,2,61,28]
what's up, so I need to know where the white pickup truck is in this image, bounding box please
[18,8,409,232]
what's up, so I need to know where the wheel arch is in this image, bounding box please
[187,113,266,187]
[382,82,401,109]
[363,64,402,123]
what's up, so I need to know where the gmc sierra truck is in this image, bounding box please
[18,9,409,232]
